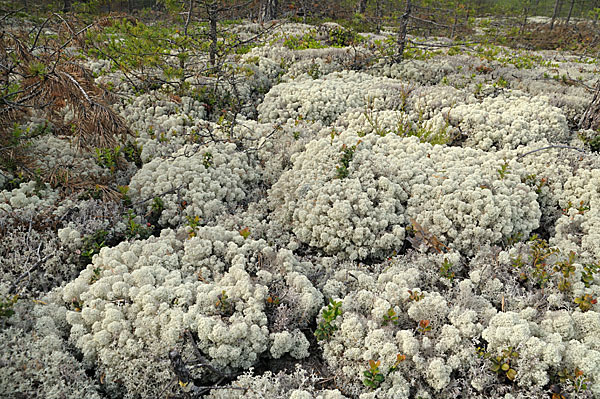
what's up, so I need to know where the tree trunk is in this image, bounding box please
[395,0,411,63]
[375,0,381,33]
[357,0,367,14]
[208,2,218,68]
[301,0,309,23]
[451,11,458,39]
[550,0,561,30]
[63,0,71,12]
[530,0,540,16]
[260,0,278,22]
[566,0,575,24]
[520,3,530,35]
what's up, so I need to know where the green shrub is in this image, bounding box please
[283,31,325,50]
[315,299,342,341]
[363,359,385,389]
[327,27,363,47]
[0,295,18,319]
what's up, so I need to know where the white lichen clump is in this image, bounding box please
[270,133,415,260]
[129,142,258,226]
[60,226,322,397]
[448,92,569,150]
[5,19,600,399]
[0,181,60,220]
[258,71,409,125]
[271,131,540,259]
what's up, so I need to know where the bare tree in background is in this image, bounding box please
[520,0,540,35]
[260,0,278,22]
[550,0,561,30]
[566,0,576,24]
[357,0,367,14]
[395,0,411,62]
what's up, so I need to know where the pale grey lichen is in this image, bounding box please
[128,142,258,227]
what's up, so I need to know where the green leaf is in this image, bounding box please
[506,368,517,380]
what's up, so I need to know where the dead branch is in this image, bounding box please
[165,330,247,398]
[580,80,600,131]
[516,145,588,160]
[9,250,53,295]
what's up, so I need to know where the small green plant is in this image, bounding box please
[587,132,600,153]
[329,127,339,145]
[1,123,51,172]
[494,76,509,88]
[327,26,363,47]
[439,258,455,281]
[147,197,164,226]
[239,227,251,239]
[402,40,440,60]
[314,299,343,341]
[89,267,102,284]
[553,251,577,292]
[522,174,547,195]
[416,319,432,335]
[492,349,518,380]
[388,353,406,373]
[556,367,590,394]
[283,31,324,50]
[123,141,143,168]
[118,185,132,206]
[0,295,18,319]
[391,106,452,145]
[95,146,122,173]
[307,62,321,80]
[81,230,109,264]
[581,261,600,287]
[124,210,152,240]
[562,200,590,215]
[266,295,280,307]
[363,359,385,389]
[497,160,510,179]
[479,346,519,381]
[407,289,424,302]
[202,152,213,168]
[382,307,399,326]
[70,298,84,312]
[215,290,234,316]
[28,61,47,77]
[186,215,201,238]
[503,231,523,247]
[574,293,597,312]
[511,235,559,288]
[447,46,463,56]
[336,142,359,179]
